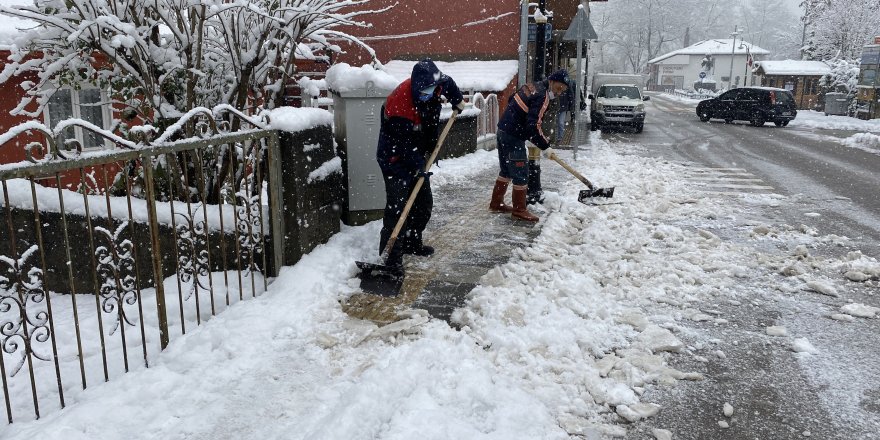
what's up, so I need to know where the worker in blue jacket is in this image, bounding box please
[490,69,569,221]
[376,59,465,270]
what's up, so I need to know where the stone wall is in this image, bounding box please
[275,125,345,266]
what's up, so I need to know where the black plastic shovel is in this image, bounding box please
[355,112,459,296]
[545,151,615,203]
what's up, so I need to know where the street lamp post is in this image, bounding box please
[518,0,529,86]
[728,26,739,90]
[740,43,751,87]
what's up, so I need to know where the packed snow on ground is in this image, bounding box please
[3,133,878,439]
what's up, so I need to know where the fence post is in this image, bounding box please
[267,132,285,277]
[142,157,169,349]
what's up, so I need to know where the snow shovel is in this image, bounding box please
[545,151,615,203]
[355,111,459,296]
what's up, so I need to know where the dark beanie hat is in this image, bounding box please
[548,69,569,83]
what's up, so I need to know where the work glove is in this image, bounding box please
[453,101,466,115]
[416,169,433,180]
[542,147,556,160]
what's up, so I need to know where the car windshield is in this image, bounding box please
[598,86,641,99]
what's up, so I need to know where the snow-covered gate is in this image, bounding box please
[0,111,288,423]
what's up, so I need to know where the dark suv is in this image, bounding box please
[696,87,797,127]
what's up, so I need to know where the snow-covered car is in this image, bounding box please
[589,84,649,133]
[696,87,797,127]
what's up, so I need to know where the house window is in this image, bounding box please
[44,88,111,150]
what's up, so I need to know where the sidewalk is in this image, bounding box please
[343,148,565,324]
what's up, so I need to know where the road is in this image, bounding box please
[597,94,880,439]
[607,94,880,258]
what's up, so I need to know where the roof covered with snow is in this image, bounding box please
[754,60,831,76]
[649,39,770,64]
[382,60,519,92]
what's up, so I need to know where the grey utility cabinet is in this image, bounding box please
[824,92,850,116]
[331,81,393,225]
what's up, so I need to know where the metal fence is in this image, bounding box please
[0,109,282,423]
[472,93,499,149]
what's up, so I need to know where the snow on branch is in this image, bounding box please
[0,0,384,127]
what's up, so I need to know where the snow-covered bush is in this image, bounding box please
[0,0,385,128]
[819,58,861,114]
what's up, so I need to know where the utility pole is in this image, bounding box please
[527,0,548,205]
[518,0,529,86]
[534,0,548,81]
[574,3,586,160]
[728,26,739,90]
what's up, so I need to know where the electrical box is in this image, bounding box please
[331,82,393,225]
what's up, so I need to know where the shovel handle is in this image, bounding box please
[547,151,595,190]
[382,112,458,256]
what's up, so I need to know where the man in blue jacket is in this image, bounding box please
[490,69,568,221]
[377,59,465,270]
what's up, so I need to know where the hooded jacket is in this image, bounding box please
[377,59,464,180]
[497,79,552,150]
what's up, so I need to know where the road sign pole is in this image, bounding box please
[574,5,584,160]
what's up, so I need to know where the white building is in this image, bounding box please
[647,39,770,91]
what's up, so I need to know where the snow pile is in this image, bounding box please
[840,303,880,319]
[325,63,399,94]
[297,76,328,98]
[832,251,880,282]
[788,111,880,132]
[440,105,481,120]
[267,107,333,133]
[791,337,818,354]
[842,132,880,154]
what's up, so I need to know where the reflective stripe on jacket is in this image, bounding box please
[497,80,551,150]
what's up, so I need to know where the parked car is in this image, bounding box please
[696,87,797,127]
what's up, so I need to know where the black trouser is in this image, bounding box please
[379,173,433,255]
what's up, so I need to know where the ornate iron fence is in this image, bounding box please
[0,108,283,423]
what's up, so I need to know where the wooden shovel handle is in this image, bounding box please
[383,112,458,256]
[547,151,595,190]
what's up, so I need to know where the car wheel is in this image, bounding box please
[698,109,711,122]
[751,112,765,127]
[724,118,733,124]
[782,120,790,127]
[635,123,644,133]
[590,122,599,131]
[774,120,783,127]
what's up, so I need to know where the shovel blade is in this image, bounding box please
[578,187,615,203]
[355,261,404,297]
